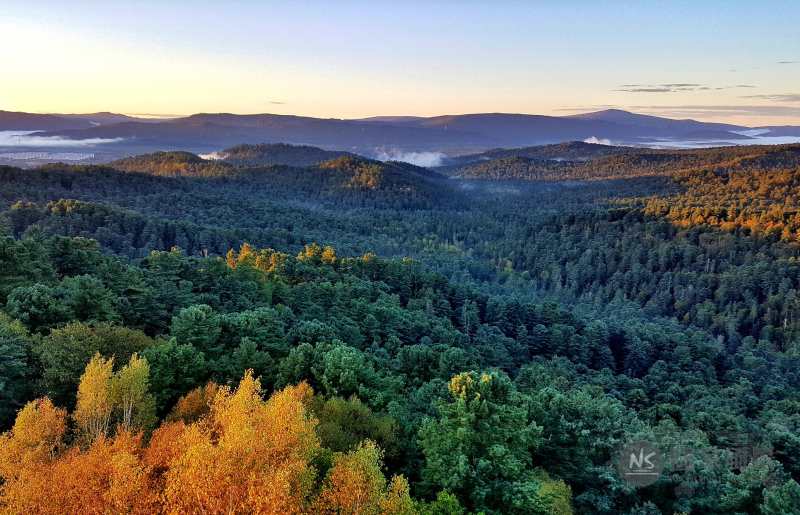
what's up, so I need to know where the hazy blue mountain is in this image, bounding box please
[16,109,798,156]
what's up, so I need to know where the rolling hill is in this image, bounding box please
[445,142,800,181]
[0,110,95,131]
[25,109,791,156]
[220,143,357,167]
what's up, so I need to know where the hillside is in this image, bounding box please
[236,155,456,208]
[448,142,800,181]
[3,152,457,210]
[568,108,746,133]
[34,113,480,153]
[220,143,357,167]
[439,141,633,170]
[110,151,236,177]
[0,110,94,131]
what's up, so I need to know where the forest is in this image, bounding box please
[2,142,800,514]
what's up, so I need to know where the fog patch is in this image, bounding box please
[732,129,771,137]
[639,134,800,149]
[0,151,94,161]
[374,148,446,167]
[584,136,612,145]
[199,151,227,160]
[0,131,125,147]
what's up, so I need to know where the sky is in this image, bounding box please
[1,0,799,126]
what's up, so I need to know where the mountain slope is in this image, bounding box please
[568,108,746,132]
[439,141,634,170]
[36,114,482,153]
[110,151,235,177]
[220,143,357,167]
[89,151,458,208]
[0,110,94,131]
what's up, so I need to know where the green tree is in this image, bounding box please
[6,284,70,333]
[34,322,103,406]
[60,274,119,324]
[761,479,800,515]
[33,322,153,407]
[310,395,398,460]
[170,304,222,355]
[0,314,34,428]
[142,338,207,414]
[419,371,566,514]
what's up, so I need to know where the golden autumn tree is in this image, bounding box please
[161,372,320,514]
[0,398,66,472]
[0,371,414,515]
[0,397,68,511]
[110,352,156,431]
[166,381,220,423]
[28,431,155,514]
[73,353,114,443]
[315,440,415,515]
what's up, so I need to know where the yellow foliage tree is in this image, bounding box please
[315,440,414,515]
[0,372,413,515]
[0,398,67,511]
[161,372,319,514]
[73,353,114,443]
[110,353,155,431]
[166,381,220,423]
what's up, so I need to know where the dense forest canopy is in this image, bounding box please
[2,141,800,513]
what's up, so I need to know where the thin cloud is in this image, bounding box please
[615,83,755,93]
[629,104,800,118]
[741,94,800,102]
[615,87,673,93]
[553,105,621,112]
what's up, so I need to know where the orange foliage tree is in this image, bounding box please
[0,370,413,514]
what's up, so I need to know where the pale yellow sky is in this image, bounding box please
[2,3,799,126]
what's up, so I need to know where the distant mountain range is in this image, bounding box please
[0,110,162,131]
[1,108,799,159]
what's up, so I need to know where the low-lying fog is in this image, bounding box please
[0,130,124,148]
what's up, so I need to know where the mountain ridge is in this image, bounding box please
[4,108,799,157]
